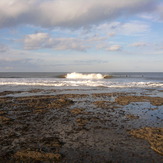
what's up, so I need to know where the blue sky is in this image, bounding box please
[0,0,163,72]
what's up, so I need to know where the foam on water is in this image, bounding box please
[0,78,162,88]
[65,72,108,79]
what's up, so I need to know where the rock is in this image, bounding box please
[129,127,163,155]
[0,116,11,123]
[48,98,74,109]
[0,111,6,115]
[0,91,162,162]
[28,89,43,93]
[76,118,88,126]
[0,91,22,96]
[126,114,139,120]
[0,95,74,111]
[41,137,62,148]
[70,108,83,114]
[93,101,112,109]
[116,96,163,106]
[14,150,61,161]
[33,109,46,113]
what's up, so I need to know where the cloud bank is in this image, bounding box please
[0,0,159,28]
[23,32,125,52]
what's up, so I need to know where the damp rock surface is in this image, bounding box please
[0,90,162,162]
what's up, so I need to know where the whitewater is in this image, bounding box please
[65,72,109,79]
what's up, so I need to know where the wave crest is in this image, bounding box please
[65,72,108,79]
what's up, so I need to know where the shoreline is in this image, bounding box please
[0,89,163,162]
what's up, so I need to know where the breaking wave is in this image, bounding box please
[65,72,110,79]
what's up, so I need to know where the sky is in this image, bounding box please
[0,0,163,72]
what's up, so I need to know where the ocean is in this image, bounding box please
[0,72,163,94]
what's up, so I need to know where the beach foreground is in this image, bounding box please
[0,89,163,162]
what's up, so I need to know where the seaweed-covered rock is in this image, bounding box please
[70,108,84,115]
[14,150,61,161]
[126,114,139,120]
[116,96,163,106]
[0,116,11,124]
[76,118,88,126]
[129,127,163,155]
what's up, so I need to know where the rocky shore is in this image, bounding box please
[0,89,163,162]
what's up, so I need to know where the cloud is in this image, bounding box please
[0,44,9,52]
[130,42,148,47]
[139,13,158,22]
[86,35,107,42]
[156,4,163,21]
[96,21,150,36]
[120,21,150,35]
[108,32,116,37]
[0,0,159,28]
[106,45,121,51]
[23,33,50,50]
[23,33,88,51]
[138,2,163,22]
[22,20,150,51]
[52,38,88,51]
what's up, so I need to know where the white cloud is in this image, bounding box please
[108,32,116,37]
[130,42,148,47]
[23,33,50,50]
[120,21,150,35]
[106,45,121,51]
[0,0,159,28]
[156,4,163,21]
[0,44,9,52]
[96,21,150,36]
[23,33,88,51]
[53,38,88,51]
[139,13,158,22]
[86,35,107,42]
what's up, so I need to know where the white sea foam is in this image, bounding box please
[0,79,162,88]
[65,72,106,79]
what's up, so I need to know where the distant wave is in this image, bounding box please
[65,72,111,79]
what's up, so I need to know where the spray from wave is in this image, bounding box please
[65,72,110,79]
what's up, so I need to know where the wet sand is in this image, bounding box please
[0,89,163,162]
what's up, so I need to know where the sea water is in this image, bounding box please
[0,72,163,93]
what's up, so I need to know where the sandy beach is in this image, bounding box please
[0,89,162,162]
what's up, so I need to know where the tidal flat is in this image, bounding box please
[0,89,163,162]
